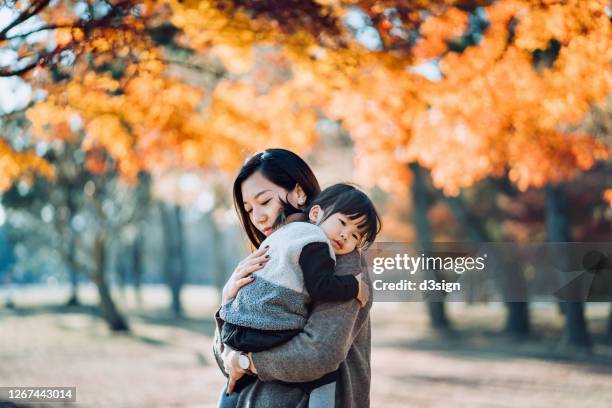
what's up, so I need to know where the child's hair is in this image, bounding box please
[305,183,381,249]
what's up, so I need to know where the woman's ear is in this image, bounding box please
[308,205,323,223]
[293,184,307,207]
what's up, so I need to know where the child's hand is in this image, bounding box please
[355,273,370,308]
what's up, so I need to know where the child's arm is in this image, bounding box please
[300,242,359,302]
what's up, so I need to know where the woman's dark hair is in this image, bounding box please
[233,148,321,247]
[306,183,381,249]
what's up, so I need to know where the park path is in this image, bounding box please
[1,287,612,407]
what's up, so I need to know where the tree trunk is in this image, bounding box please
[115,244,129,302]
[159,202,187,317]
[4,271,15,309]
[66,234,80,307]
[410,163,450,329]
[205,211,227,296]
[505,302,530,336]
[93,234,129,332]
[131,232,144,308]
[67,268,80,306]
[64,188,81,307]
[605,304,612,344]
[445,194,530,337]
[545,184,591,350]
[174,205,187,314]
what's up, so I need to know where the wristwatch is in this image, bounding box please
[238,352,251,371]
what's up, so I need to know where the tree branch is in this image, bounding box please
[0,58,41,77]
[0,10,135,77]
[0,0,52,40]
[5,23,81,41]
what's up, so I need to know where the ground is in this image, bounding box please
[1,284,611,407]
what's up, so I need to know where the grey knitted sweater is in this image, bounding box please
[213,249,372,407]
[220,221,340,331]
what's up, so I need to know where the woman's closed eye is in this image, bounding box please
[245,198,271,213]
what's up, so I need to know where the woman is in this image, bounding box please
[213,148,373,407]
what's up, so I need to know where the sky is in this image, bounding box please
[0,6,47,115]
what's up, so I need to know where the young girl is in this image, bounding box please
[219,183,381,406]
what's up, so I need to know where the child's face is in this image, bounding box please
[309,206,364,255]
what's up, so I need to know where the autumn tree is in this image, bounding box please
[0,0,322,331]
[1,1,609,180]
[322,0,610,347]
[158,200,187,317]
[0,0,610,344]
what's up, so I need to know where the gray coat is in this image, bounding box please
[213,249,372,408]
[220,222,335,331]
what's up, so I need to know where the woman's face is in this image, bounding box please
[241,171,304,237]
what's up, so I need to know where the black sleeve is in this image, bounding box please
[299,242,358,302]
[221,321,301,352]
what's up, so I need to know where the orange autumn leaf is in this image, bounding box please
[604,189,612,208]
[0,139,55,192]
[0,0,608,198]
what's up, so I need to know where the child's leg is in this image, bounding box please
[308,381,336,408]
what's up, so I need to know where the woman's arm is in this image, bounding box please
[212,310,229,378]
[212,245,271,376]
[251,251,372,383]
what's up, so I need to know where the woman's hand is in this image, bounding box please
[223,349,247,395]
[355,273,370,308]
[222,245,270,304]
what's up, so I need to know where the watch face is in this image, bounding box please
[239,354,250,370]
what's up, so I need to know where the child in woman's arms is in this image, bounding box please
[219,183,381,404]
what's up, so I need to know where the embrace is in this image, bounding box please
[213,148,381,407]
